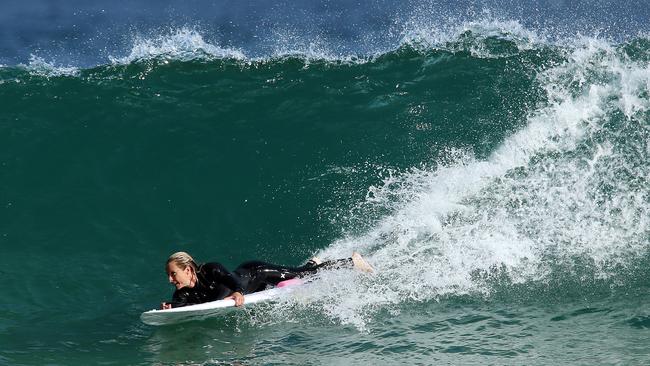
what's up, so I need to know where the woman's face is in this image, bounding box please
[167,262,194,289]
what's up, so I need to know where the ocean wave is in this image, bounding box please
[285,31,650,329]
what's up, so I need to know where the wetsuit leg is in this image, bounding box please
[234,258,352,293]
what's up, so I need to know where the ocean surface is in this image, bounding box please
[1,1,649,365]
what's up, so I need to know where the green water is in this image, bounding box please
[1,29,649,365]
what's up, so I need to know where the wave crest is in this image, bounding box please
[24,55,80,77]
[108,28,246,64]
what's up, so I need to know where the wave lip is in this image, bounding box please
[105,19,555,67]
[399,16,547,57]
[23,55,80,77]
[21,19,648,74]
[108,28,247,65]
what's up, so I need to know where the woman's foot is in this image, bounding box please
[351,252,375,273]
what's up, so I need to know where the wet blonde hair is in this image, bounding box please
[166,251,198,272]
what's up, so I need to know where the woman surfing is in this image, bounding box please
[161,251,374,309]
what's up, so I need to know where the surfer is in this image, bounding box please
[161,251,374,309]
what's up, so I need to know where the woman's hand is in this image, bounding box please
[161,302,172,310]
[225,291,245,307]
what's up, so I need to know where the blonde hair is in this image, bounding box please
[166,251,198,272]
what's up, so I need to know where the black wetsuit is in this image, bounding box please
[169,258,351,308]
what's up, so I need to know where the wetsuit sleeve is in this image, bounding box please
[203,262,245,294]
[169,289,193,308]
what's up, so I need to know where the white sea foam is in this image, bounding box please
[274,33,650,329]
[106,19,550,67]
[108,27,372,66]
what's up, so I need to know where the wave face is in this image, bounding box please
[1,18,650,366]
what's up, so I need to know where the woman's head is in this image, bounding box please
[166,252,198,290]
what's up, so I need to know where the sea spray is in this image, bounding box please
[299,33,650,329]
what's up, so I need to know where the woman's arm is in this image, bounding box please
[204,263,246,306]
[204,263,245,294]
[160,289,194,309]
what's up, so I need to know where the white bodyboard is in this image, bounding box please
[141,285,298,326]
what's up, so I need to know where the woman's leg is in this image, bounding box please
[234,258,353,293]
